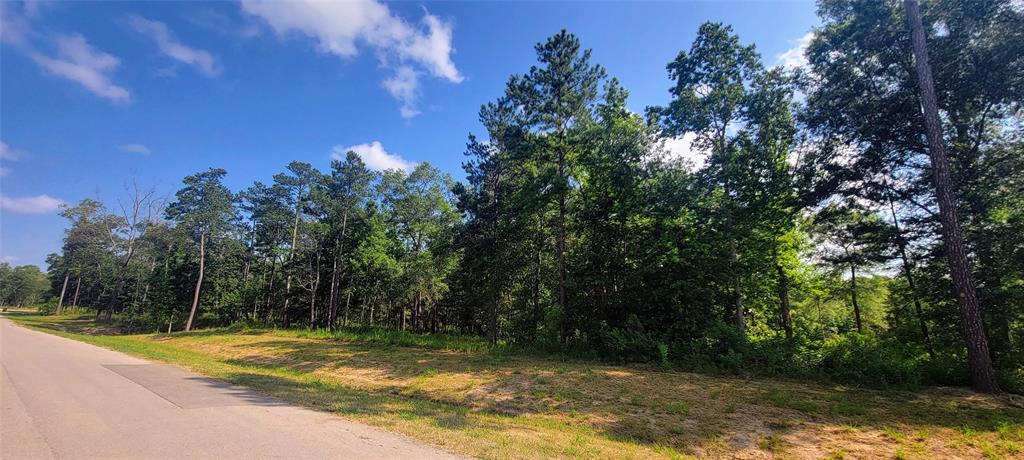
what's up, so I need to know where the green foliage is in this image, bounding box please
[39,4,1024,394]
[592,315,664,363]
[816,334,925,388]
[0,262,50,307]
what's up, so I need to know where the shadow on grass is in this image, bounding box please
[9,312,1024,457]
[197,336,1023,456]
[219,369,478,433]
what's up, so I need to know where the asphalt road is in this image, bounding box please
[0,317,459,459]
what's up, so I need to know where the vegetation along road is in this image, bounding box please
[0,316,457,460]
[5,312,1023,459]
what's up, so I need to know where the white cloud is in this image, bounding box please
[662,133,707,171]
[331,141,415,172]
[240,0,462,117]
[117,143,152,155]
[1,255,18,265]
[776,32,813,70]
[0,2,31,46]
[1,141,26,177]
[127,15,221,77]
[0,194,64,214]
[186,8,259,39]
[31,34,131,104]
[383,66,421,118]
[0,141,24,161]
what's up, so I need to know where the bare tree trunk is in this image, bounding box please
[185,229,205,332]
[531,232,542,342]
[732,240,744,335]
[72,277,81,308]
[284,189,303,325]
[140,283,150,313]
[554,134,569,343]
[311,252,320,327]
[412,291,420,333]
[328,212,348,332]
[327,246,340,330]
[265,256,278,324]
[343,271,354,327]
[905,0,998,393]
[888,198,935,358]
[774,245,793,339]
[57,272,70,314]
[849,263,862,333]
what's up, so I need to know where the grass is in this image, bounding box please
[7,312,1024,459]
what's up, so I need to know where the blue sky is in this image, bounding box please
[0,1,819,268]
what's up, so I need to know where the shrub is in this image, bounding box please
[816,334,924,388]
[37,300,57,315]
[920,352,969,387]
[657,342,670,366]
[593,315,663,363]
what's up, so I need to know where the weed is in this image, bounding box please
[665,401,691,415]
[881,426,906,441]
[762,388,818,413]
[757,434,785,453]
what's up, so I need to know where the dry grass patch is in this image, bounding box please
[9,312,1024,459]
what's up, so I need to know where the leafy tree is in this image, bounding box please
[0,263,49,307]
[165,168,239,331]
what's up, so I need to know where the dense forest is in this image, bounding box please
[36,0,1023,393]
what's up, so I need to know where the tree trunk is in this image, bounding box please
[343,271,354,328]
[905,0,998,393]
[284,188,303,322]
[774,247,793,339]
[889,198,935,358]
[264,256,278,324]
[732,240,744,335]
[185,229,206,332]
[531,230,542,342]
[57,272,70,314]
[490,293,499,346]
[412,291,420,333]
[556,143,568,343]
[311,252,320,327]
[328,239,341,331]
[850,262,862,333]
[72,276,81,308]
[328,212,349,332]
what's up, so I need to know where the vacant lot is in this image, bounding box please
[8,313,1024,459]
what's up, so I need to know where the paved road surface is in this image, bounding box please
[0,317,459,459]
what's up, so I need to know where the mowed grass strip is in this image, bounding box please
[9,313,1024,460]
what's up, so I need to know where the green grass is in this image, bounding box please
[761,388,820,413]
[7,312,1024,460]
[173,321,493,353]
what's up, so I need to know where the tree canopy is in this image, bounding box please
[40,1,1024,394]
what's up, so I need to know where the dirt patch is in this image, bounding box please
[16,315,1024,459]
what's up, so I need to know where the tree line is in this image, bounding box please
[42,0,1023,393]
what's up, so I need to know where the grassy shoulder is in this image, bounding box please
[7,312,1024,460]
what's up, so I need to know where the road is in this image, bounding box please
[0,317,459,459]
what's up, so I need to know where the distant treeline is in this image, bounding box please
[0,263,48,307]
[44,1,1023,392]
